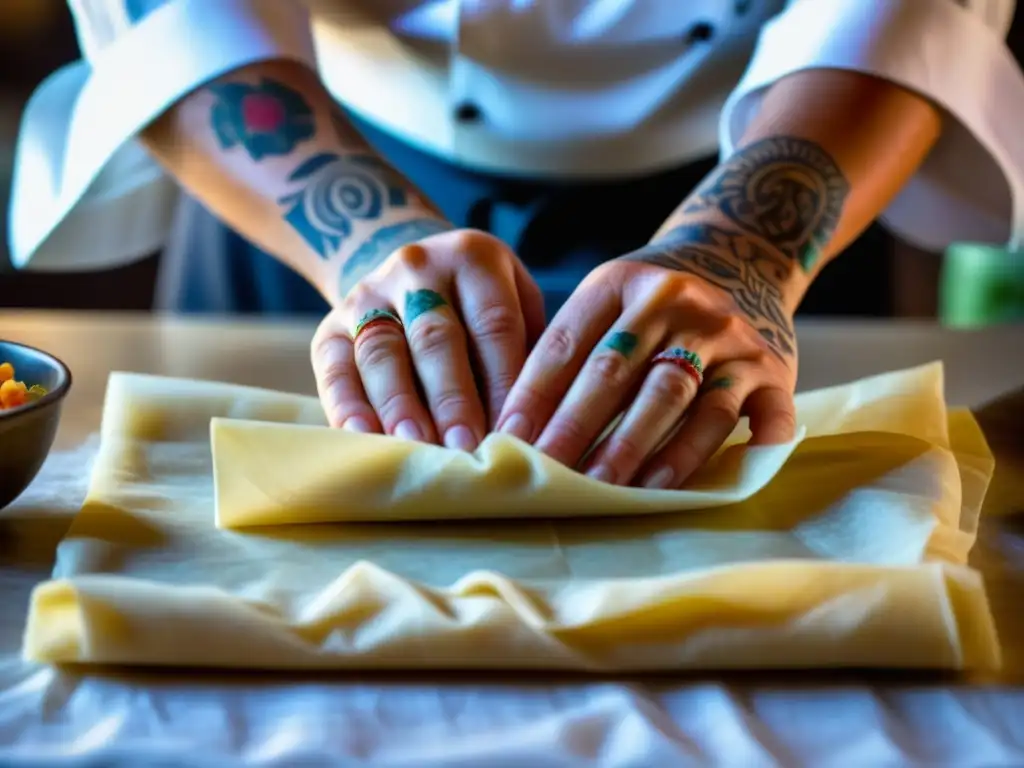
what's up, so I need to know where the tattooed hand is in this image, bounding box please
[311,228,545,452]
[496,135,849,490]
[628,223,797,360]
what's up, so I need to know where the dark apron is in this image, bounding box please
[156,114,717,320]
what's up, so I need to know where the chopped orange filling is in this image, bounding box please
[0,363,48,410]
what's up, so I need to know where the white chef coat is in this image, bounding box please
[7,0,1024,274]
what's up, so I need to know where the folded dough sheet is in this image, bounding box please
[23,363,1001,671]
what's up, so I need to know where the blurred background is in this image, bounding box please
[0,1,1020,319]
[0,0,159,311]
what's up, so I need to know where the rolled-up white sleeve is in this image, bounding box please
[8,0,316,272]
[719,0,1024,253]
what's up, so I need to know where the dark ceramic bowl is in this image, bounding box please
[0,341,72,510]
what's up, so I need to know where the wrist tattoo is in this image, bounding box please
[623,223,796,360]
[279,152,412,258]
[339,218,452,296]
[683,137,849,272]
[209,79,315,160]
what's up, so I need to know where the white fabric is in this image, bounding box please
[7,0,1024,273]
[721,0,1024,253]
[8,0,317,272]
[3,439,1024,767]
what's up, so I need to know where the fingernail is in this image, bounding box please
[500,413,533,442]
[341,416,374,433]
[394,419,423,442]
[643,467,674,490]
[587,465,615,484]
[444,424,478,452]
[344,417,376,436]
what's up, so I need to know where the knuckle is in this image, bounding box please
[749,347,776,368]
[354,329,404,369]
[649,367,695,403]
[488,370,519,393]
[581,262,624,293]
[407,317,459,356]
[330,403,374,428]
[311,312,348,356]
[768,403,798,431]
[651,270,686,296]
[483,371,519,406]
[310,333,348,371]
[669,439,704,474]
[704,387,744,417]
[721,314,751,338]
[593,260,626,280]
[393,243,431,271]
[546,414,592,451]
[470,303,523,344]
[589,351,630,386]
[669,273,703,303]
[344,282,376,308]
[540,325,578,367]
[318,356,354,391]
[452,228,499,255]
[375,389,420,427]
[509,381,560,414]
[603,433,646,467]
[429,387,475,423]
[310,332,333,363]
[703,399,741,426]
[744,346,765,365]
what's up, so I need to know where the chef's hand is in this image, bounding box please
[311,227,545,451]
[495,223,800,489]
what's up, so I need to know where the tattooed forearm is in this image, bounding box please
[278,152,414,258]
[204,71,438,287]
[209,79,315,160]
[339,218,452,295]
[207,77,422,261]
[623,223,796,360]
[683,137,849,272]
[330,107,370,148]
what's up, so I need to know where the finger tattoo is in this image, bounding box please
[603,331,639,358]
[405,289,449,324]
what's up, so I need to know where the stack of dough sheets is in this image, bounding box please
[23,363,1001,671]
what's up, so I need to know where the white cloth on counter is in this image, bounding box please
[2,424,1024,766]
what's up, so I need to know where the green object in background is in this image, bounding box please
[940,243,1024,327]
